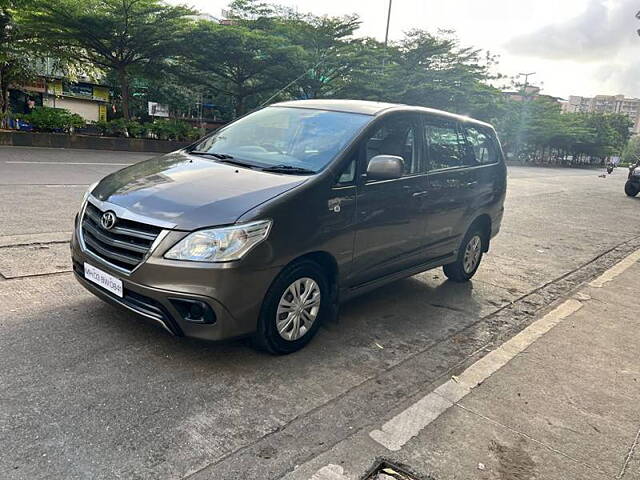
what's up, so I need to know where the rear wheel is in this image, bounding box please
[252,260,329,355]
[443,227,485,282]
[625,181,639,197]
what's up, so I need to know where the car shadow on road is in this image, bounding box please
[77,272,491,367]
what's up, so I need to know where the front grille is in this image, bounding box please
[81,202,163,272]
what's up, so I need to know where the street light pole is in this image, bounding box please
[518,72,536,100]
[384,0,393,47]
[518,72,536,98]
[514,72,536,163]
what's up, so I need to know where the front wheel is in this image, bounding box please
[443,228,485,282]
[625,181,639,197]
[252,260,329,355]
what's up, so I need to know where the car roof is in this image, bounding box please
[270,99,494,129]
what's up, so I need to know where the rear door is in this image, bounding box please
[461,122,507,229]
[422,115,480,259]
[350,113,429,286]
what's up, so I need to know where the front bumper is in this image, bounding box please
[71,227,282,342]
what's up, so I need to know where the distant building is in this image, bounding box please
[10,75,111,123]
[563,94,640,133]
[503,85,564,104]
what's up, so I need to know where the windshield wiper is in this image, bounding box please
[189,150,234,160]
[189,151,259,169]
[261,164,316,175]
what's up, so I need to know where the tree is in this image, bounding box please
[0,0,37,123]
[182,20,303,117]
[622,135,640,165]
[386,30,502,120]
[24,0,194,119]
[494,97,633,165]
[272,13,362,99]
[332,29,503,121]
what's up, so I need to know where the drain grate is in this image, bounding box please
[363,460,430,480]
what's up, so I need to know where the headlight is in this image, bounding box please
[633,169,640,176]
[164,220,272,262]
[83,181,99,204]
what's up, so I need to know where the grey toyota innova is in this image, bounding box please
[71,99,506,354]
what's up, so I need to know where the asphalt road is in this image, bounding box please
[1,146,639,479]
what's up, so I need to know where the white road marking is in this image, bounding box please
[589,248,640,287]
[369,298,583,451]
[309,464,349,480]
[5,161,132,166]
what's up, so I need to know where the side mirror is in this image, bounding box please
[366,155,404,181]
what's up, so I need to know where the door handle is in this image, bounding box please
[412,191,428,197]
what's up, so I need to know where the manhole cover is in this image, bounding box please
[363,461,427,480]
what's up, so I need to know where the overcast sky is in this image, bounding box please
[179,0,640,99]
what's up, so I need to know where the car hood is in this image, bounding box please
[92,151,307,230]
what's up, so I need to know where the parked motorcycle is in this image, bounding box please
[625,163,640,197]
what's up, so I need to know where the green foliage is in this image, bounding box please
[94,118,147,138]
[148,119,199,141]
[9,0,637,160]
[23,106,85,131]
[23,0,195,119]
[494,98,633,164]
[94,118,198,140]
[182,20,304,116]
[622,136,640,165]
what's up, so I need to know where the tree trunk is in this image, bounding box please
[234,94,246,118]
[0,69,8,129]
[117,66,131,120]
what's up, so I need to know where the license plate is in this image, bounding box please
[84,262,123,298]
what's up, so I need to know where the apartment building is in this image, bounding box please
[562,94,640,133]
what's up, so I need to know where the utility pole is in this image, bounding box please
[514,72,536,163]
[384,0,393,47]
[518,72,536,98]
[381,0,393,72]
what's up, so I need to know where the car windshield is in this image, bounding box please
[190,106,371,173]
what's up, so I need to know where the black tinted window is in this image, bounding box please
[336,158,356,185]
[365,116,421,176]
[424,119,465,170]
[465,126,499,165]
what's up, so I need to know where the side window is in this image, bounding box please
[464,126,499,165]
[364,115,421,177]
[424,119,465,170]
[336,158,356,186]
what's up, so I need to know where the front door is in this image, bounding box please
[350,113,428,286]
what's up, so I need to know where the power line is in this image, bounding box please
[258,59,324,108]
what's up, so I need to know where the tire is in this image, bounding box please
[625,181,639,197]
[252,260,330,355]
[443,227,485,282]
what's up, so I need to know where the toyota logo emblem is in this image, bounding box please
[100,211,117,230]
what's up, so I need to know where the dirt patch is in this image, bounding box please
[489,439,536,480]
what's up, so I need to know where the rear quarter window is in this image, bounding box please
[464,125,500,165]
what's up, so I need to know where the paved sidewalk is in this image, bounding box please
[287,251,640,480]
